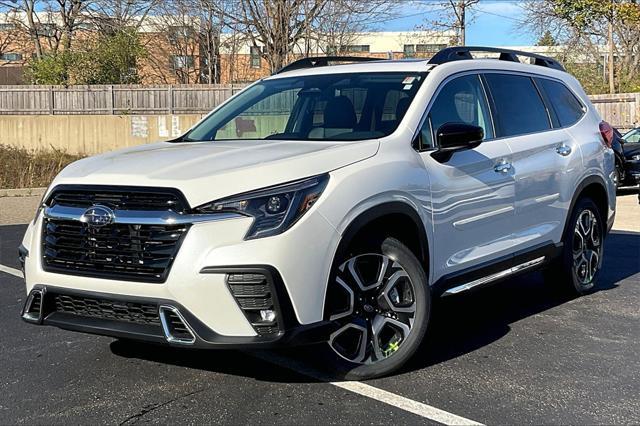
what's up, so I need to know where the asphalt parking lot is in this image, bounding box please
[1,208,639,424]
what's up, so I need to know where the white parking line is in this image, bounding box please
[0,264,22,278]
[0,259,481,425]
[251,351,483,426]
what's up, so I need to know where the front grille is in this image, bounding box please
[52,293,160,325]
[42,186,191,282]
[47,187,187,213]
[42,218,189,282]
[227,272,281,336]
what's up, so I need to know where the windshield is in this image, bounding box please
[182,72,427,142]
[622,128,640,144]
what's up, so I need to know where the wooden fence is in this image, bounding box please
[0,84,247,115]
[589,92,640,130]
[0,84,638,129]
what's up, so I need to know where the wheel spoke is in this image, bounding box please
[329,253,417,365]
[329,322,368,364]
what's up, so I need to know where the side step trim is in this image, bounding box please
[442,256,546,296]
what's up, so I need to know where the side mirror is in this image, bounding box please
[432,122,484,162]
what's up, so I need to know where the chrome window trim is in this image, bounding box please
[413,68,589,153]
[44,204,244,225]
[413,71,496,152]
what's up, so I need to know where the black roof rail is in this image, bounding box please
[428,46,565,72]
[275,56,385,75]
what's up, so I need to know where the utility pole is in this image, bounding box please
[608,0,615,94]
[450,0,478,46]
[458,0,466,46]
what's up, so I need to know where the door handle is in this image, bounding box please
[494,160,512,174]
[556,143,572,156]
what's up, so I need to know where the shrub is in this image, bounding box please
[0,145,83,189]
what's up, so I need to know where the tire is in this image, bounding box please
[321,236,430,380]
[614,163,624,189]
[551,197,605,295]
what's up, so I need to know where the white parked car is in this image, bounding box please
[20,47,616,379]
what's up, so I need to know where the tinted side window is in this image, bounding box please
[484,74,551,137]
[537,78,584,127]
[418,74,494,150]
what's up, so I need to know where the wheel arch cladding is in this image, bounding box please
[564,175,608,240]
[336,202,429,271]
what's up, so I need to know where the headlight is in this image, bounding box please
[631,154,640,161]
[195,174,329,239]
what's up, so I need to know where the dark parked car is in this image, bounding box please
[619,128,640,187]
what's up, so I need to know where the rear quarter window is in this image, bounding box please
[536,78,585,127]
[484,73,551,138]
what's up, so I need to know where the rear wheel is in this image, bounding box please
[614,163,624,189]
[322,237,430,380]
[551,198,604,295]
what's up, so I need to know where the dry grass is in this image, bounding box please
[0,145,83,189]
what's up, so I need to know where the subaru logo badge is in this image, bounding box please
[81,205,115,228]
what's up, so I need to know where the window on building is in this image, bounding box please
[326,45,337,55]
[403,44,415,58]
[416,44,447,54]
[169,25,195,41]
[172,55,194,69]
[37,23,56,37]
[1,53,23,61]
[250,46,261,69]
[345,45,370,53]
[0,23,15,31]
[484,73,551,137]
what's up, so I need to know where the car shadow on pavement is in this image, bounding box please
[401,230,640,374]
[110,231,639,382]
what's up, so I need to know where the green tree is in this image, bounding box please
[84,29,146,84]
[25,29,146,85]
[24,51,82,85]
[536,30,557,46]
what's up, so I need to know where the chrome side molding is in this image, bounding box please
[443,256,546,296]
[44,204,243,226]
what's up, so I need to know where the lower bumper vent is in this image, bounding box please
[227,273,281,336]
[22,289,44,323]
[159,306,196,344]
[53,293,160,325]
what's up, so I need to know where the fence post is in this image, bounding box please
[168,86,174,115]
[635,93,640,128]
[108,85,114,115]
[48,86,54,115]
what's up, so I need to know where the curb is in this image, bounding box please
[0,187,47,198]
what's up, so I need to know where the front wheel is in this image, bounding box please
[322,237,430,380]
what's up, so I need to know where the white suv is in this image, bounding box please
[20,47,616,379]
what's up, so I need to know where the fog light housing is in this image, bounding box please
[259,309,276,323]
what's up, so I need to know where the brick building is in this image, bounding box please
[0,12,455,85]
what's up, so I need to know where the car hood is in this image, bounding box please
[623,143,640,158]
[50,139,380,207]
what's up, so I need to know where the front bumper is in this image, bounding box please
[22,277,335,349]
[21,203,342,344]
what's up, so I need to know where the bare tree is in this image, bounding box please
[314,0,396,56]
[522,0,640,94]
[216,0,328,73]
[0,0,45,58]
[417,0,479,46]
[87,0,159,34]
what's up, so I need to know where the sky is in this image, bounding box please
[381,0,535,47]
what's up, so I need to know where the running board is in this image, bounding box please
[442,256,546,296]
